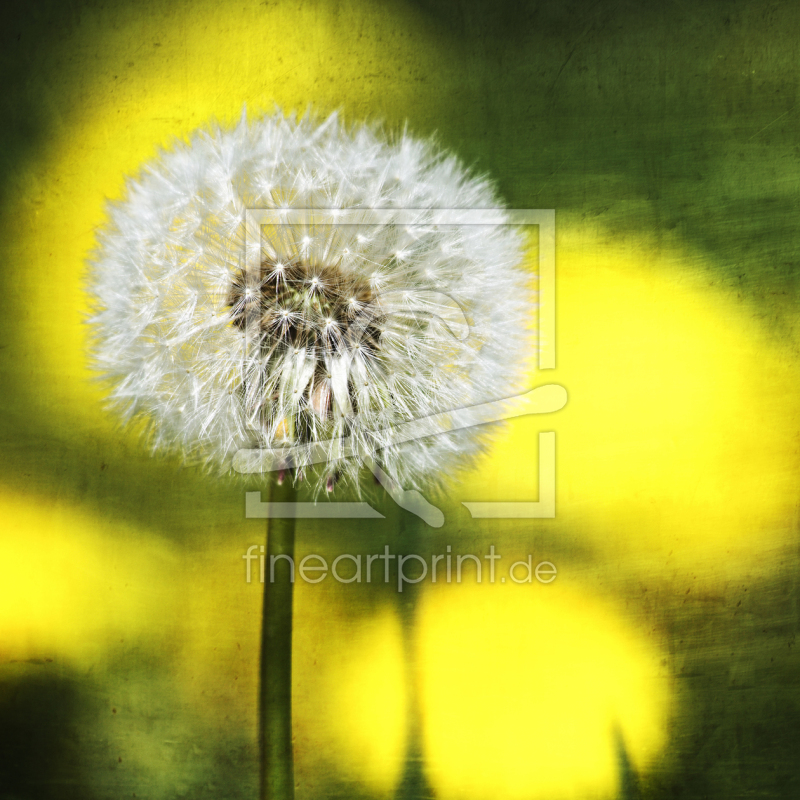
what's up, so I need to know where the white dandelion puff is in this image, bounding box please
[86,109,533,495]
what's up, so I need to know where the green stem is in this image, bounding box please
[260,478,297,800]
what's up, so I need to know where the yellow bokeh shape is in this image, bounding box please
[0,486,180,666]
[461,223,800,578]
[417,579,670,800]
[293,593,408,795]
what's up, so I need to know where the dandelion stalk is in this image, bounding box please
[260,478,297,800]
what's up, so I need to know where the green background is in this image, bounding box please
[1,1,798,798]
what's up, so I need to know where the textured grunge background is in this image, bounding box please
[1,1,798,798]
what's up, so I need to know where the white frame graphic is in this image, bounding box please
[239,209,562,524]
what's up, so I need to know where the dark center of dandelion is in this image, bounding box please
[226,256,381,357]
[226,256,386,487]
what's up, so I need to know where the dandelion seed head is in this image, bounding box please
[86,109,533,495]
